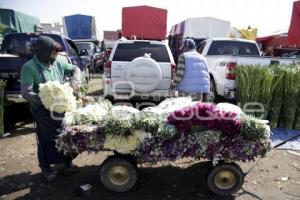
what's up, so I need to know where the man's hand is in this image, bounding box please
[70,81,79,93]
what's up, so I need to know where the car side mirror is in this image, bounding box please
[79,49,88,56]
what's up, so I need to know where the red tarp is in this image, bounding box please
[103,30,120,40]
[288,1,300,47]
[122,5,167,40]
[256,35,289,47]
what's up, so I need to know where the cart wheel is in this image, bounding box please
[207,163,244,196]
[100,156,138,192]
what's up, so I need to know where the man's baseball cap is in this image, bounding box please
[180,38,196,50]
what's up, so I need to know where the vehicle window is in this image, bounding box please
[197,42,206,54]
[1,35,36,55]
[207,41,260,56]
[65,39,79,56]
[1,34,67,55]
[75,42,94,55]
[113,42,171,62]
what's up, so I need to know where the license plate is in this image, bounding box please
[0,72,9,78]
[0,72,18,78]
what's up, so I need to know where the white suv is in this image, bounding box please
[103,39,176,101]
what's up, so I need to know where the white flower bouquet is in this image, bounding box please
[63,103,110,126]
[139,107,177,139]
[39,81,77,113]
[104,130,148,154]
[103,106,140,136]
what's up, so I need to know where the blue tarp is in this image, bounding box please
[63,14,93,39]
[270,128,300,150]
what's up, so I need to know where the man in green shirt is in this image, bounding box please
[21,36,81,182]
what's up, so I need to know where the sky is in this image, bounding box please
[0,0,295,39]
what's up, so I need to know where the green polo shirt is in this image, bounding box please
[21,55,75,93]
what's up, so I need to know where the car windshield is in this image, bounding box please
[1,34,65,55]
[75,42,94,55]
[207,40,260,56]
[112,42,171,62]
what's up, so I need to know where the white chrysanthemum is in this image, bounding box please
[157,97,193,110]
[39,81,77,113]
[103,130,148,153]
[142,107,165,115]
[216,103,244,119]
[62,103,110,126]
[63,112,74,126]
[111,105,140,114]
[157,97,194,114]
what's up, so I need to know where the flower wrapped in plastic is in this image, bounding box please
[139,107,163,133]
[104,130,149,154]
[156,97,197,115]
[63,103,111,126]
[240,115,270,141]
[97,97,113,110]
[39,81,77,113]
[103,105,140,136]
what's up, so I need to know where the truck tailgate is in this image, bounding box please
[0,55,27,93]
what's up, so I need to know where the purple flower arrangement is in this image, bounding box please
[56,126,105,154]
[56,102,270,164]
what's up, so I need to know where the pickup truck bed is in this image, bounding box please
[0,54,27,98]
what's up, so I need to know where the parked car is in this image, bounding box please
[196,38,298,101]
[0,32,89,101]
[73,39,104,72]
[103,39,176,101]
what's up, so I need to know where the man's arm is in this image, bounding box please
[20,64,42,105]
[70,65,81,84]
[170,54,185,90]
[57,57,81,84]
[21,84,42,105]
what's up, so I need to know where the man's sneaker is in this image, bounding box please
[42,171,57,182]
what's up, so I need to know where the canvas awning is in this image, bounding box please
[287,1,300,47]
[169,17,231,39]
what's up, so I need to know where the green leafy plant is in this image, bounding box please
[280,66,300,129]
[268,66,285,128]
[236,64,300,129]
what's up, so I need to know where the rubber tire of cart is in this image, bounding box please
[206,163,244,196]
[100,156,138,192]
[113,152,138,166]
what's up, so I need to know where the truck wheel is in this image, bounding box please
[100,156,138,192]
[207,163,244,196]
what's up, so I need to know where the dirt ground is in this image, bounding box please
[0,76,300,200]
